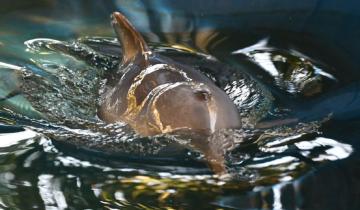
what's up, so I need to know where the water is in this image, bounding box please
[0,1,359,209]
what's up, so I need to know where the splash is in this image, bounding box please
[0,36,354,210]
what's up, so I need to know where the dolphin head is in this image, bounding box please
[143,82,218,135]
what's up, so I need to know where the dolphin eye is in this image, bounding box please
[194,89,212,101]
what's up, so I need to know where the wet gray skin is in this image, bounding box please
[97,12,242,173]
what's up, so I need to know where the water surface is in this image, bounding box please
[0,1,359,209]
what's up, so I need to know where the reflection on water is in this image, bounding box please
[0,0,359,209]
[0,126,354,209]
[232,38,337,97]
[0,36,356,209]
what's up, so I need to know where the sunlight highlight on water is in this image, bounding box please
[0,9,358,208]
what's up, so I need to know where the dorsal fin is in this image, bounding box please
[111,12,150,65]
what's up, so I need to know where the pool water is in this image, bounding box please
[0,1,359,209]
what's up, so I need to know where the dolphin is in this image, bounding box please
[97,12,242,173]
